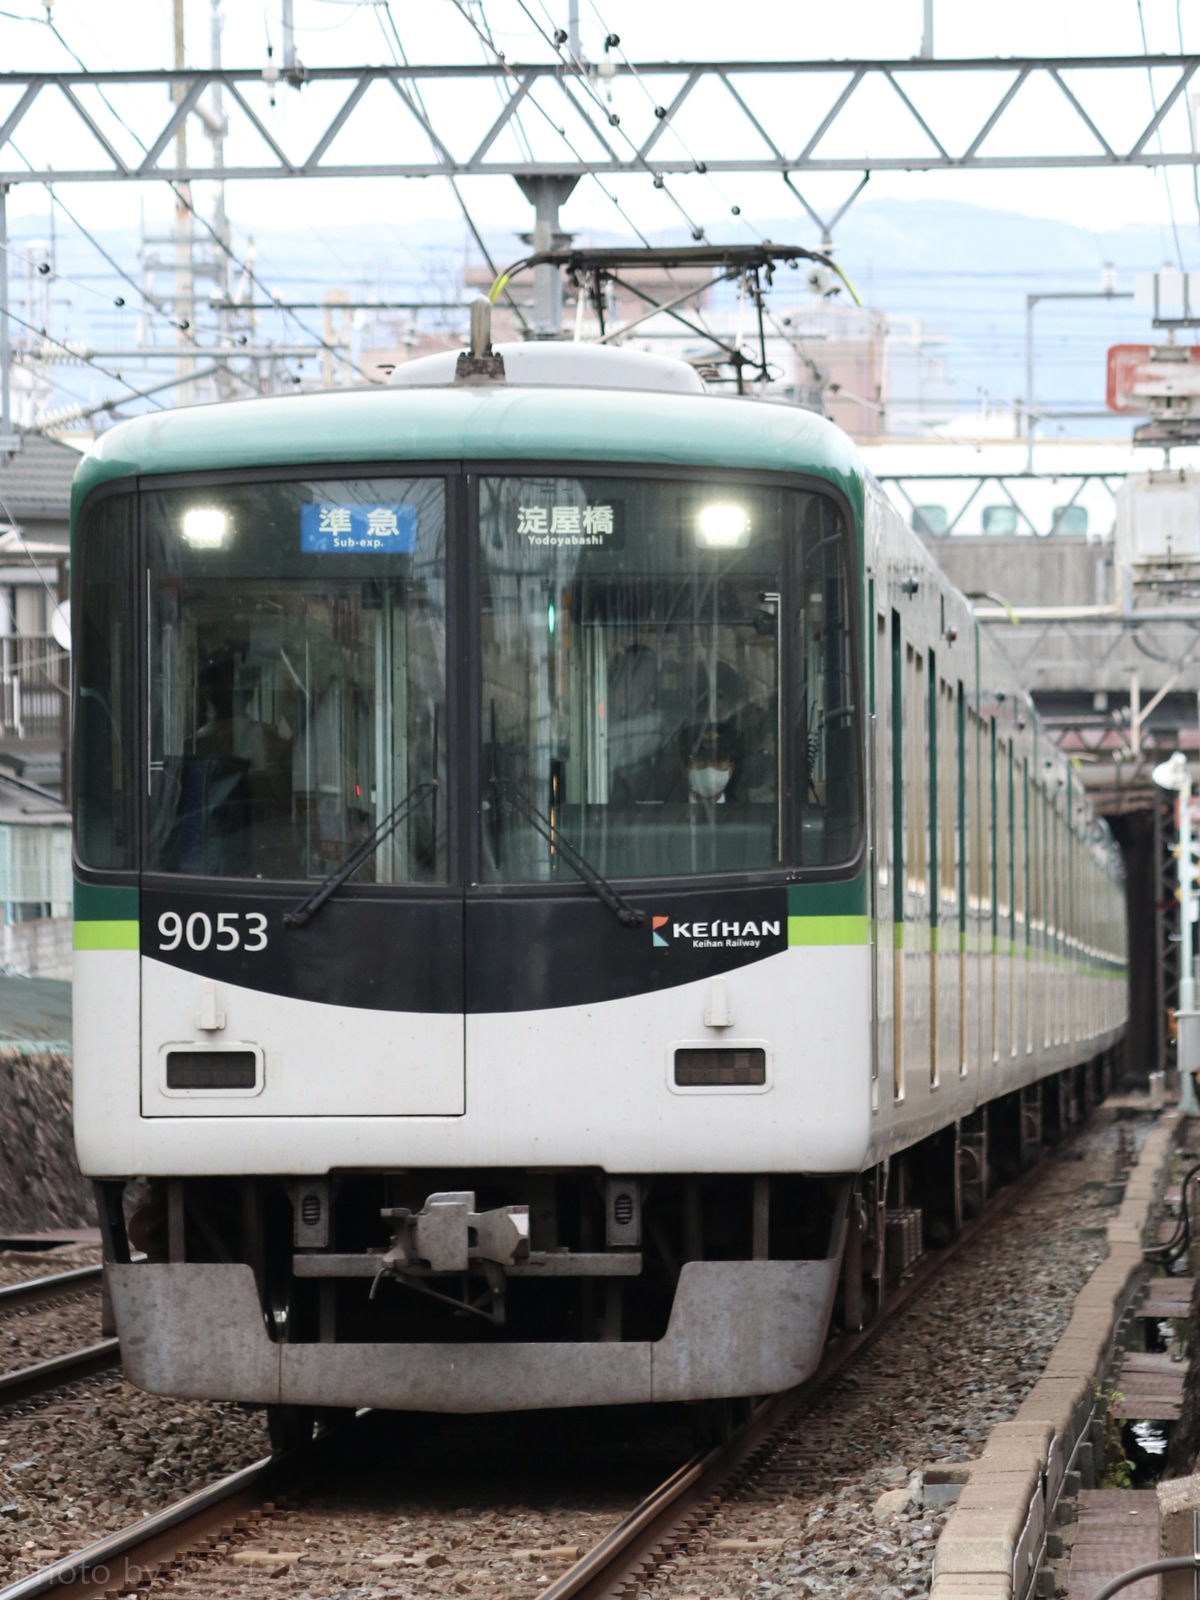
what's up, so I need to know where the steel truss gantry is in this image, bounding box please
[2,55,1200,186]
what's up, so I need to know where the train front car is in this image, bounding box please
[72,351,873,1426]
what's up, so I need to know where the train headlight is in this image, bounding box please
[182,507,228,548]
[696,503,750,549]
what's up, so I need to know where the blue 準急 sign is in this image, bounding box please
[301,503,417,553]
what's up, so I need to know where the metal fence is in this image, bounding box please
[0,634,68,742]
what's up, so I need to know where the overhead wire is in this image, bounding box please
[1176,0,1200,240]
[518,0,708,242]
[463,0,540,164]
[2,135,187,333]
[490,1,863,386]
[583,0,765,243]
[0,303,167,413]
[464,0,756,358]
[1135,0,1187,273]
[37,9,378,386]
[446,0,657,249]
[376,2,531,334]
[43,185,182,327]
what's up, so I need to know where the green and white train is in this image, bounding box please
[71,325,1126,1438]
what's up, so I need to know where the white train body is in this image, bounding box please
[71,348,1126,1416]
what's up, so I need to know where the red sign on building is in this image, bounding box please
[1107,343,1200,414]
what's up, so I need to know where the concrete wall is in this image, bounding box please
[926,536,1108,610]
[3,917,72,980]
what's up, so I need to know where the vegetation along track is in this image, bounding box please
[0,1106,1138,1600]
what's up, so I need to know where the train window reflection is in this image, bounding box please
[144,477,447,883]
[479,475,860,881]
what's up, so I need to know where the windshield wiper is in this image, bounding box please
[490,775,645,929]
[284,779,438,930]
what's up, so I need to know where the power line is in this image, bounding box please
[446,0,656,249]
[375,3,531,334]
[0,302,167,412]
[517,0,709,242]
[38,11,379,387]
[584,0,766,242]
[1136,0,1187,272]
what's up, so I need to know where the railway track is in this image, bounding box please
[536,1145,1058,1600]
[0,1266,103,1310]
[0,1136,1075,1600]
[0,1264,118,1406]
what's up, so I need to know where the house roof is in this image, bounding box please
[0,432,84,522]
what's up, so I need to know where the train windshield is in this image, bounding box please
[480,474,860,880]
[142,477,447,883]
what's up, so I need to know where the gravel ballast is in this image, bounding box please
[0,1110,1145,1597]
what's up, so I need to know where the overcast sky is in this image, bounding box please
[3,0,1200,250]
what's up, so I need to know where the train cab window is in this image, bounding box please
[76,492,137,871]
[143,477,448,883]
[478,474,860,881]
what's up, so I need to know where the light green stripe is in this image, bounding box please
[74,919,139,951]
[788,914,869,946]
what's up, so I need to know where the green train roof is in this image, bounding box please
[71,383,864,519]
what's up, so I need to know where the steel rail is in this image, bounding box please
[0,1452,280,1600]
[537,1141,1080,1600]
[0,1265,103,1310]
[0,1340,120,1406]
[0,1112,1108,1600]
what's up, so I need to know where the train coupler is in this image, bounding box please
[370,1192,531,1323]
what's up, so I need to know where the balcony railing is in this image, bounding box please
[0,634,68,742]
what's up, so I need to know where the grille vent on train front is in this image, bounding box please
[674,1047,766,1087]
[166,1050,257,1090]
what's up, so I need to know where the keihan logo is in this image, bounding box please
[651,915,781,951]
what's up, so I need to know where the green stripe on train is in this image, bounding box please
[73,881,139,950]
[788,914,869,946]
[73,920,139,951]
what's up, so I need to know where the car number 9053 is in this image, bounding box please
[157,911,268,953]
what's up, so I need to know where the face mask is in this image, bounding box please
[689,765,731,799]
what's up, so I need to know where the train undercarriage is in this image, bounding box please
[93,1052,1119,1443]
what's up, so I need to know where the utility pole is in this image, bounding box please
[567,0,581,61]
[210,0,228,277]
[0,182,17,454]
[515,176,579,338]
[919,0,933,59]
[1024,279,1133,463]
[172,0,194,395]
[282,0,298,78]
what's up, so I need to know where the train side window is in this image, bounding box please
[1014,753,1027,927]
[938,680,956,914]
[996,734,1010,922]
[968,708,984,910]
[905,646,927,894]
[76,492,136,872]
[877,614,889,895]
